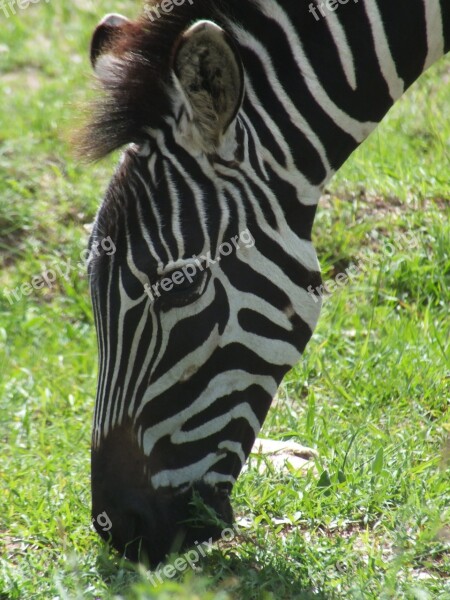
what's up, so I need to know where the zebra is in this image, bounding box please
[78,0,449,565]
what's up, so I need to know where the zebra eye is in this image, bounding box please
[156,265,207,308]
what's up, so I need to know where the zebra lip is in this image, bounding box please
[91,482,234,565]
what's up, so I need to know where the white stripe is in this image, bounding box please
[128,306,158,418]
[220,245,321,332]
[326,11,357,90]
[163,162,185,258]
[144,127,211,256]
[144,278,218,383]
[362,0,405,101]
[141,370,277,455]
[171,403,261,445]
[239,92,323,199]
[218,440,246,465]
[218,173,321,273]
[424,0,445,70]
[151,453,223,488]
[108,267,145,432]
[203,472,236,486]
[98,262,114,444]
[131,182,163,267]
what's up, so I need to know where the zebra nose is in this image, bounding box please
[92,489,181,564]
[92,491,177,566]
[92,483,234,565]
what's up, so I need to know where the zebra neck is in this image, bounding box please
[228,0,449,184]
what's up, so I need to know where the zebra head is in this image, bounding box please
[85,10,322,564]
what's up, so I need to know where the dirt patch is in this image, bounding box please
[320,192,449,222]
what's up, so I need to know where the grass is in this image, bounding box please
[0,2,449,599]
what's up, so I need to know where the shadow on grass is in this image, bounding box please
[211,553,330,600]
[93,540,331,600]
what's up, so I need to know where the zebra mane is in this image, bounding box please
[76,0,232,161]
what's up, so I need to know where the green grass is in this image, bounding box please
[0,3,449,599]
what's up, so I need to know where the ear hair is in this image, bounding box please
[74,15,170,162]
[172,20,244,153]
[90,13,130,71]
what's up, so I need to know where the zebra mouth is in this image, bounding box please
[92,474,234,565]
[91,421,236,564]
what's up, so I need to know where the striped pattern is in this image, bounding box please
[89,0,449,498]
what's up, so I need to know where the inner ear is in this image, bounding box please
[171,20,244,151]
[90,13,130,72]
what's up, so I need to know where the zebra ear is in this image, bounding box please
[90,14,130,78]
[172,20,244,153]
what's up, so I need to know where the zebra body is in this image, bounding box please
[81,0,449,563]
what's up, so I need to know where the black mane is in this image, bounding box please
[76,0,235,161]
